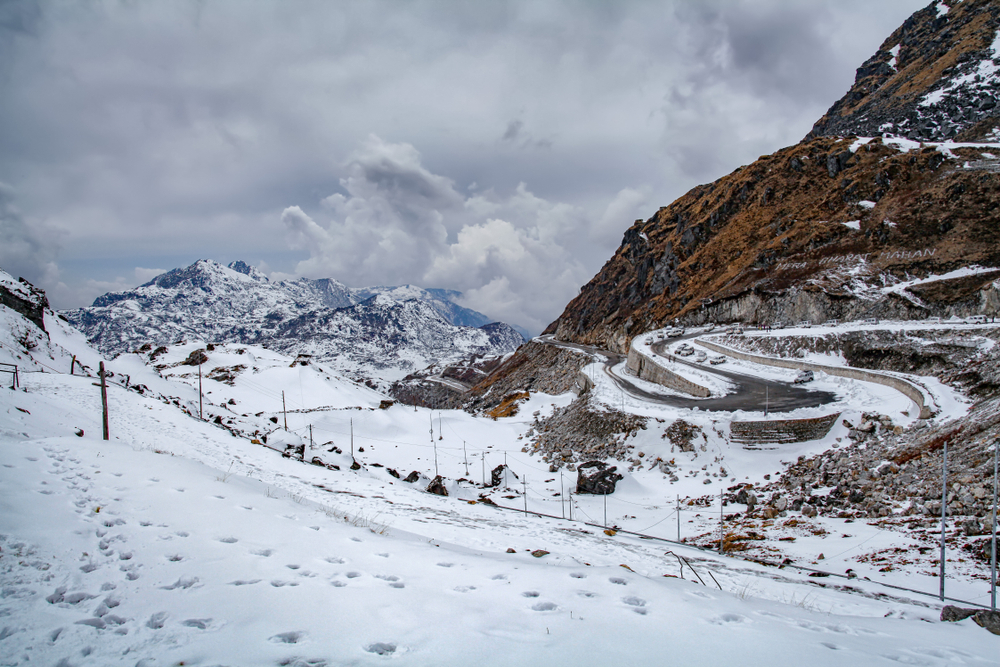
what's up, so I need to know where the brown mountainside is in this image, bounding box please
[545,1,1000,353]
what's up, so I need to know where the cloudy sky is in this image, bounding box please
[0,0,925,334]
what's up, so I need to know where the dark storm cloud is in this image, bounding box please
[0,0,927,331]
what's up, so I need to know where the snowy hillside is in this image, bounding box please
[4,267,1000,663]
[62,259,525,382]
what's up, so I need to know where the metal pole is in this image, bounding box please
[482,452,486,486]
[569,490,573,521]
[282,391,287,430]
[765,385,768,417]
[523,477,527,514]
[463,440,469,476]
[719,490,725,554]
[99,362,109,441]
[992,440,997,611]
[940,439,949,601]
[677,495,681,542]
[70,355,76,376]
[431,414,438,477]
[604,491,607,527]
[439,413,442,440]
[561,472,565,519]
[350,418,354,460]
[198,363,203,420]
[309,424,313,451]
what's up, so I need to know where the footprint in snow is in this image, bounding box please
[229,579,261,586]
[241,505,254,511]
[286,564,301,570]
[453,586,476,593]
[147,612,168,629]
[365,642,398,655]
[217,537,238,544]
[271,580,300,588]
[182,618,212,630]
[161,576,199,590]
[324,557,345,564]
[166,554,184,562]
[175,531,189,537]
[374,574,399,582]
[531,601,558,612]
[251,549,274,557]
[271,631,306,644]
[710,613,748,625]
[436,562,453,568]
[570,572,587,579]
[608,577,628,585]
[213,495,224,499]
[491,574,507,581]
[331,580,347,587]
[522,591,539,598]
[345,572,362,579]
[623,596,648,615]
[350,537,362,543]
[578,591,596,598]
[139,521,152,527]
[820,642,842,650]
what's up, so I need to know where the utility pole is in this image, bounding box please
[99,362,109,441]
[504,452,508,488]
[940,439,949,601]
[439,413,443,440]
[523,477,527,514]
[282,391,288,430]
[719,489,724,554]
[198,363,203,420]
[431,414,438,476]
[350,418,354,461]
[463,440,469,476]
[569,490,573,521]
[991,439,997,611]
[309,424,313,451]
[677,495,681,542]
[604,490,608,527]
[765,385,769,417]
[561,472,565,519]
[70,355,76,376]
[482,452,486,487]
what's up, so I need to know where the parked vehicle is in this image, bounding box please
[793,370,814,384]
[703,324,715,332]
[694,351,707,363]
[709,355,727,365]
[645,336,653,344]
[676,344,695,357]
[967,315,987,324]
[925,316,941,324]
[862,318,879,325]
[666,327,685,338]
[773,321,786,329]
[732,327,745,335]
[825,319,839,327]
[798,321,811,328]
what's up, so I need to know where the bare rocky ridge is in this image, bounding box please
[807,0,1000,143]
[543,1,1000,355]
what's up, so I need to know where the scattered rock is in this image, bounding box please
[531,550,550,558]
[941,605,979,623]
[576,461,623,495]
[426,475,448,496]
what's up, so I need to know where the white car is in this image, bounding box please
[862,318,879,325]
[967,315,987,324]
[709,355,726,365]
[793,370,814,384]
[825,319,839,327]
[703,324,715,332]
[666,328,685,338]
[676,345,695,357]
[925,316,941,324]
[694,351,707,363]
[798,321,812,328]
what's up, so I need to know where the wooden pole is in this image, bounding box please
[99,362,109,440]
[282,391,287,430]
[70,355,76,376]
[463,440,468,476]
[309,424,313,451]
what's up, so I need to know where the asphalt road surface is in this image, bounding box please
[536,334,837,414]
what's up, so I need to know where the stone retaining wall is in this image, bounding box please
[698,339,934,419]
[625,346,710,397]
[730,413,841,449]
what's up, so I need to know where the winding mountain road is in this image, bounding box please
[535,334,837,414]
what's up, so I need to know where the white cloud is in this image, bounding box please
[281,137,650,333]
[134,267,167,284]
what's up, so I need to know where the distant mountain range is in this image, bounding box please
[63,259,526,383]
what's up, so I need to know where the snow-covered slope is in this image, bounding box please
[62,259,525,382]
[3,272,1000,665]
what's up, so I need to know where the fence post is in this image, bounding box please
[99,362,109,440]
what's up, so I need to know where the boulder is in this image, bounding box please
[403,470,421,483]
[773,496,788,512]
[941,606,978,623]
[973,610,1000,635]
[490,464,516,488]
[426,475,448,496]
[575,461,623,495]
[736,488,757,510]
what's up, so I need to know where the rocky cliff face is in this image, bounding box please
[808,0,1000,143]
[545,1,1000,353]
